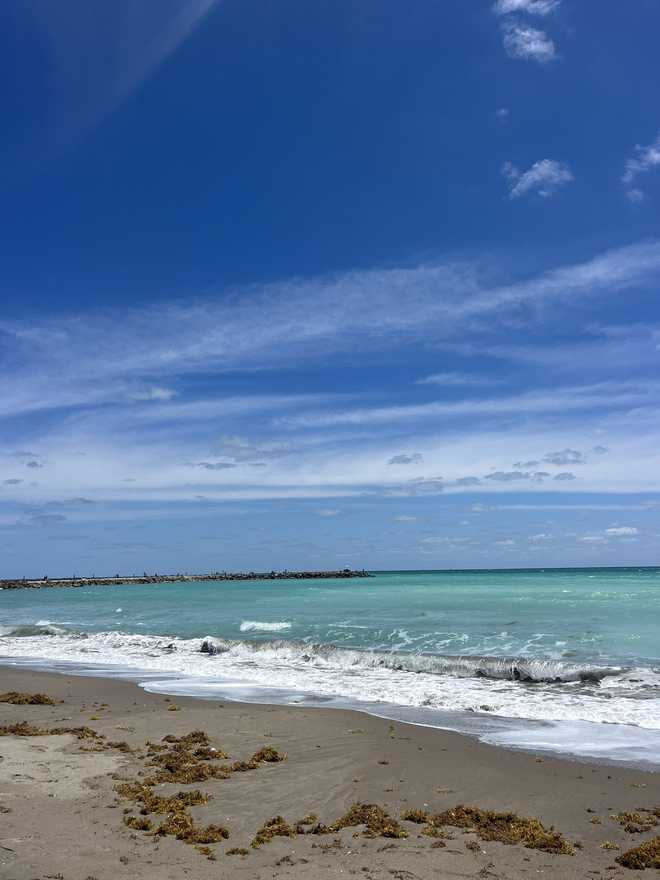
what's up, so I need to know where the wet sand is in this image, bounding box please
[0,666,657,879]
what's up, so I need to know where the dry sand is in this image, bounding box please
[0,666,657,879]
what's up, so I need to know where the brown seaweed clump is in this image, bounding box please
[416,805,574,855]
[231,746,288,772]
[124,815,153,831]
[143,733,231,784]
[154,811,228,844]
[616,836,660,870]
[115,780,227,849]
[328,803,408,839]
[107,740,133,753]
[0,721,47,736]
[193,746,225,760]
[0,691,56,705]
[161,731,214,748]
[0,722,103,741]
[194,845,216,860]
[401,808,430,824]
[50,725,104,740]
[226,847,249,856]
[251,746,287,763]
[114,782,209,815]
[610,810,659,834]
[230,759,262,772]
[251,816,296,848]
[114,730,289,856]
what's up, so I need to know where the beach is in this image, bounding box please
[1,665,658,880]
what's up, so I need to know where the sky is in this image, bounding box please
[1,0,660,575]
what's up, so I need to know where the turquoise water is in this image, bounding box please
[2,568,659,765]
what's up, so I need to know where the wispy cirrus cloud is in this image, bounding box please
[416,372,500,387]
[605,526,638,536]
[622,131,660,203]
[500,22,556,63]
[277,380,660,430]
[1,239,658,424]
[2,241,660,509]
[493,0,559,15]
[502,159,574,199]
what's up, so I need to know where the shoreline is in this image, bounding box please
[1,666,659,879]
[2,639,659,770]
[0,568,371,590]
[3,653,660,772]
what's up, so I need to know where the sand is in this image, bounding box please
[0,666,657,879]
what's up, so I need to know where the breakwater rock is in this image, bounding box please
[0,569,371,591]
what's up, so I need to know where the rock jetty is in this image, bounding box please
[0,569,371,591]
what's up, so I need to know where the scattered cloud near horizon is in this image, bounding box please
[388,453,424,465]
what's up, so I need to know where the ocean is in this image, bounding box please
[2,568,659,767]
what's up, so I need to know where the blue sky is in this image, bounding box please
[1,0,660,575]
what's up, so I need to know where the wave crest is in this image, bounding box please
[0,623,78,638]
[198,636,624,683]
[239,621,292,633]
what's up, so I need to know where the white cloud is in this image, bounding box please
[604,526,638,536]
[212,435,292,463]
[622,131,660,202]
[494,0,559,15]
[388,453,423,465]
[543,448,586,465]
[416,372,499,387]
[503,159,573,199]
[194,461,237,471]
[316,508,341,517]
[501,22,556,63]
[127,387,177,402]
[580,526,639,543]
[626,188,645,205]
[420,536,471,545]
[2,240,659,424]
[4,243,660,507]
[394,515,417,522]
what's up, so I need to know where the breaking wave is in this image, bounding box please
[199,636,624,684]
[0,623,79,638]
[239,621,292,633]
[0,626,658,733]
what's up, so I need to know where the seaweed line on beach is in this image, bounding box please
[114,728,287,858]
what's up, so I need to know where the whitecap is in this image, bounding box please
[239,621,292,632]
